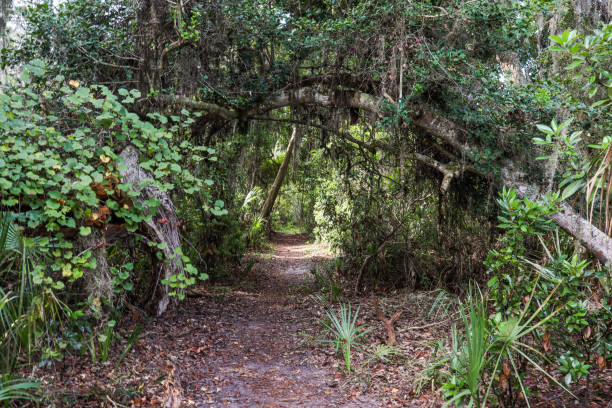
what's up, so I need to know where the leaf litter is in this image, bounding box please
[25,233,610,407]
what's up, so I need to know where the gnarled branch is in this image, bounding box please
[161,89,612,265]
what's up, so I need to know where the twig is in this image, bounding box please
[374,299,403,346]
[354,221,403,293]
[76,45,134,70]
[106,395,129,408]
[250,115,385,153]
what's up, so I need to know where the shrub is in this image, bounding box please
[447,187,612,407]
[320,303,371,374]
[442,283,575,407]
[0,61,224,302]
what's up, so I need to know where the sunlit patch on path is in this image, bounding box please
[180,232,380,407]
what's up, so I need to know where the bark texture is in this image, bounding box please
[572,0,611,28]
[79,227,112,303]
[119,145,183,316]
[414,109,612,265]
[259,126,299,220]
[507,178,612,265]
[170,88,612,265]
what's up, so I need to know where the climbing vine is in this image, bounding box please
[0,60,221,294]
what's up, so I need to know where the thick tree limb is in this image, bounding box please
[260,126,299,220]
[157,88,380,121]
[252,88,380,115]
[166,95,237,121]
[549,203,612,265]
[416,110,612,265]
[410,152,465,193]
[119,145,184,316]
[412,109,479,154]
[252,116,470,189]
[506,176,612,265]
[165,89,612,265]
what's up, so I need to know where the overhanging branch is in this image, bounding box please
[251,115,467,190]
[167,95,238,120]
[250,115,384,153]
[160,88,612,264]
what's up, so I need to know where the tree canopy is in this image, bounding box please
[0,0,610,406]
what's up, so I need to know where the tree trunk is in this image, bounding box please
[259,126,299,220]
[413,109,612,265]
[172,90,612,265]
[571,0,611,28]
[79,227,112,304]
[119,145,184,316]
[506,177,612,265]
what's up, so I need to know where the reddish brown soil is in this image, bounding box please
[38,233,384,407]
[33,233,610,407]
[181,232,381,407]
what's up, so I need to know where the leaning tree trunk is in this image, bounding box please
[259,126,299,220]
[413,109,612,265]
[506,177,612,265]
[119,145,183,316]
[167,88,612,265]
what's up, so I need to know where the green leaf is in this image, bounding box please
[532,137,547,145]
[590,99,609,108]
[46,199,61,210]
[561,180,584,201]
[549,35,564,45]
[210,208,228,216]
[536,124,553,134]
[565,60,584,70]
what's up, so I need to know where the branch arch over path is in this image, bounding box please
[160,88,612,264]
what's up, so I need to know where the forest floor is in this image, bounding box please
[35,233,610,407]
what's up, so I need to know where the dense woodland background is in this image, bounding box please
[0,0,610,406]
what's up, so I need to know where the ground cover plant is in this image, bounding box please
[0,0,611,406]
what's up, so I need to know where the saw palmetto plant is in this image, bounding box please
[320,303,371,374]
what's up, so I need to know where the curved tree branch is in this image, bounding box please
[160,88,612,264]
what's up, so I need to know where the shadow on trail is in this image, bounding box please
[159,232,381,407]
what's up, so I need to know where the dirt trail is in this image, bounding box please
[44,232,384,407]
[172,232,381,407]
[40,233,611,407]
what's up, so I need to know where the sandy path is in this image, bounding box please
[180,232,381,407]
